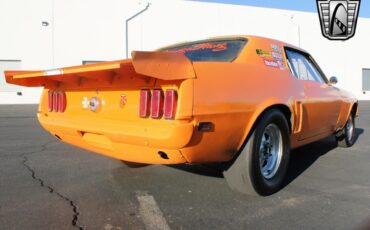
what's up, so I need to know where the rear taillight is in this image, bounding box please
[58,92,67,112]
[139,89,177,119]
[52,92,59,112]
[48,91,54,112]
[164,89,177,119]
[48,91,67,113]
[151,89,164,119]
[139,89,151,118]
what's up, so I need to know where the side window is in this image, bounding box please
[285,50,325,83]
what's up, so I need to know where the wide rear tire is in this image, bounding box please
[223,109,290,196]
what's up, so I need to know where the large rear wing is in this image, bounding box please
[4,51,196,87]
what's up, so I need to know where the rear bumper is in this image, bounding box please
[37,113,194,164]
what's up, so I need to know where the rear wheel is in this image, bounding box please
[337,113,356,148]
[223,109,290,196]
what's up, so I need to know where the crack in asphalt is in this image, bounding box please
[20,141,85,230]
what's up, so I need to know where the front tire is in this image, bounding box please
[223,109,290,196]
[337,113,356,148]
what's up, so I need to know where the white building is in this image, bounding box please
[0,0,369,104]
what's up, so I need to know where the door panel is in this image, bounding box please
[300,81,341,140]
[284,48,342,140]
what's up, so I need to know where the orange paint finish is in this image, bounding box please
[4,36,358,164]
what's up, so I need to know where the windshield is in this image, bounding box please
[160,38,247,62]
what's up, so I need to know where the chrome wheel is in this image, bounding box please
[223,109,290,195]
[346,115,354,141]
[259,124,283,179]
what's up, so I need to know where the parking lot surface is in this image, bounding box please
[0,103,370,230]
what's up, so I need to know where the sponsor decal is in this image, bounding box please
[272,52,284,61]
[264,59,280,68]
[277,61,286,70]
[256,49,272,58]
[258,46,286,69]
[271,44,282,53]
[316,0,361,40]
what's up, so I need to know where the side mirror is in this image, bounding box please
[329,76,338,85]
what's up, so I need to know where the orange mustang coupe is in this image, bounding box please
[5,36,358,195]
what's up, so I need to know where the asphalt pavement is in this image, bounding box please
[0,103,370,230]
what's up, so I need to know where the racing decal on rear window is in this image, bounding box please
[166,43,227,54]
[160,39,247,62]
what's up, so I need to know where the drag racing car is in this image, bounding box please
[5,35,359,195]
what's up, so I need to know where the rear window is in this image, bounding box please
[160,38,247,62]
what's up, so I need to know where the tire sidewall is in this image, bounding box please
[344,114,356,146]
[249,109,290,195]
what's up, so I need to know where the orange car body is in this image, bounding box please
[5,36,358,164]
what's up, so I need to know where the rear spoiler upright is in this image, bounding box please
[4,51,196,87]
[131,51,195,80]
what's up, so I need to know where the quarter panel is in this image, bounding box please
[182,62,301,163]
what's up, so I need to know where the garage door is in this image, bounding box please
[363,69,370,91]
[0,60,22,92]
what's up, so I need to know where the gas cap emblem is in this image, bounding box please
[82,96,101,112]
[89,96,100,112]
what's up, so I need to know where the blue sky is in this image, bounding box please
[190,0,370,18]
